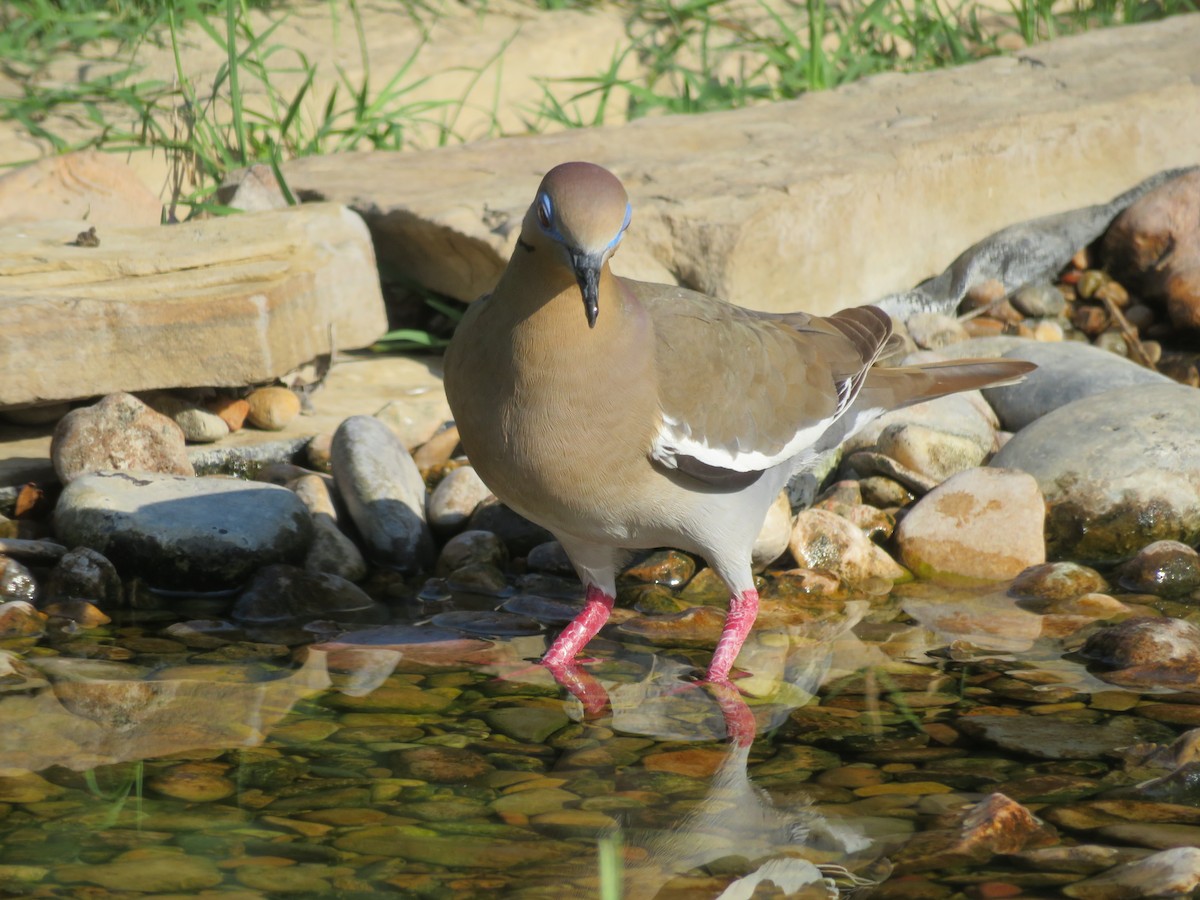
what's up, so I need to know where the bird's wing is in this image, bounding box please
[624,279,891,481]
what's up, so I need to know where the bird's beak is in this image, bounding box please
[571,250,603,329]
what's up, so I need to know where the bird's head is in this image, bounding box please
[521,162,632,329]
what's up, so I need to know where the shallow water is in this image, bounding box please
[0,575,1195,899]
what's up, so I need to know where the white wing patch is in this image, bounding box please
[651,409,841,475]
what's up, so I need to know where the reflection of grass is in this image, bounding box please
[598,828,623,900]
[84,760,145,828]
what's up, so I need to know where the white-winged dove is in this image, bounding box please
[444,162,1034,683]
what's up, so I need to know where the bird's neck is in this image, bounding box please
[496,251,641,352]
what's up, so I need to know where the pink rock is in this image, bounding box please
[51,393,194,484]
[895,467,1045,583]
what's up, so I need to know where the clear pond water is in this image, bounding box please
[0,575,1196,899]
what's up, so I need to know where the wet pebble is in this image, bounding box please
[390,745,493,782]
[232,565,387,625]
[147,762,237,802]
[55,854,222,892]
[788,508,906,586]
[51,392,194,484]
[1117,541,1200,598]
[331,415,434,571]
[245,386,302,431]
[1062,846,1200,899]
[444,562,512,596]
[622,549,696,588]
[877,422,988,485]
[54,471,313,591]
[0,601,45,638]
[992,383,1200,563]
[1079,617,1200,686]
[427,465,492,536]
[894,468,1045,583]
[525,541,575,577]
[0,556,37,605]
[484,706,570,743]
[890,792,1056,875]
[958,713,1175,760]
[437,529,508,575]
[43,547,122,609]
[1009,561,1108,603]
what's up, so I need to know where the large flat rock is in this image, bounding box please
[0,202,387,409]
[281,17,1200,315]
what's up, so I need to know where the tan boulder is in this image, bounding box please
[0,202,387,408]
[281,16,1200,314]
[0,151,162,227]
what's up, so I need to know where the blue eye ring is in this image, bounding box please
[606,202,632,252]
[536,193,553,230]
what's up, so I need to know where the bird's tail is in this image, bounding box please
[861,358,1035,408]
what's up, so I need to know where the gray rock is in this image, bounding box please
[331,415,434,572]
[984,340,1170,430]
[51,393,194,484]
[44,547,122,609]
[53,471,313,591]
[290,474,367,583]
[231,564,387,625]
[146,395,230,444]
[991,383,1200,562]
[525,541,575,577]
[427,465,492,536]
[436,529,508,575]
[468,499,554,558]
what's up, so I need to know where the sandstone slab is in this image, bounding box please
[280,17,1200,314]
[0,202,386,409]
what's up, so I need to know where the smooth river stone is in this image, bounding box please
[53,471,313,591]
[991,383,1200,563]
[331,415,434,571]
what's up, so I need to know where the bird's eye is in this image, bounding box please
[536,194,553,230]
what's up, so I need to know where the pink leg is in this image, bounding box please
[542,584,615,668]
[706,588,759,682]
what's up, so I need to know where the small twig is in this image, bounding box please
[1099,294,1157,370]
